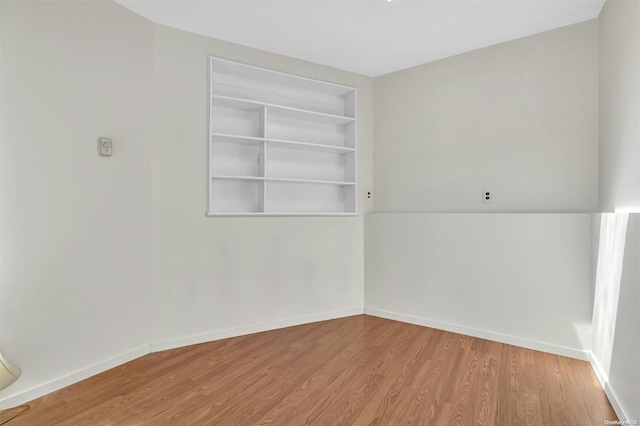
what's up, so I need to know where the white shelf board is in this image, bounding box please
[212,95,263,111]
[266,177,356,186]
[207,212,358,217]
[211,133,263,145]
[211,57,355,97]
[211,175,356,187]
[212,95,355,126]
[211,175,265,182]
[211,132,354,154]
[267,138,355,154]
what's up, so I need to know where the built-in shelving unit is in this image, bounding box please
[208,56,357,216]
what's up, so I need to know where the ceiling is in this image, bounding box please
[115,0,605,77]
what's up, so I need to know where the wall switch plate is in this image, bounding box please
[482,189,492,203]
[99,137,113,156]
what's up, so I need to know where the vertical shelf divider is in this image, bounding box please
[259,106,267,213]
[207,61,215,215]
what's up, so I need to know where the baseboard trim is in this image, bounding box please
[4,307,608,415]
[364,307,589,361]
[150,307,364,353]
[0,308,364,410]
[0,344,151,410]
[588,353,629,422]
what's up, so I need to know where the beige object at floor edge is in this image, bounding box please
[0,352,21,391]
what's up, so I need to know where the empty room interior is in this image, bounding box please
[0,0,639,424]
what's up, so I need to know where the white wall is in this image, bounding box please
[0,0,155,403]
[149,25,372,346]
[0,0,373,407]
[365,213,594,358]
[606,214,639,421]
[598,0,640,213]
[365,21,600,360]
[373,20,598,213]
[591,213,640,421]
[592,0,640,420]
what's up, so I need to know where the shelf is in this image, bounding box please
[209,56,356,216]
[206,212,358,217]
[211,175,265,182]
[267,177,356,186]
[212,57,355,97]
[210,133,263,145]
[212,95,264,112]
[267,138,355,154]
[212,95,355,126]
[210,132,355,154]
[211,175,356,187]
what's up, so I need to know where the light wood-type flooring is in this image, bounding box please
[3,315,617,425]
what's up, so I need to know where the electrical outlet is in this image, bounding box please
[482,189,491,203]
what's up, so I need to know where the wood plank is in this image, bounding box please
[5,315,617,425]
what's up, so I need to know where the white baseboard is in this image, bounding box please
[0,307,364,410]
[365,309,630,420]
[0,344,151,410]
[150,307,364,352]
[364,307,589,361]
[588,353,629,422]
[5,307,611,415]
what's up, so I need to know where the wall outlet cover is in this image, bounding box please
[99,137,113,156]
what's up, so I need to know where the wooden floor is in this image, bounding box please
[5,315,616,425]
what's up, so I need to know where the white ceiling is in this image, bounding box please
[115,0,605,77]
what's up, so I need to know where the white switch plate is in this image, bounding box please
[99,137,113,156]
